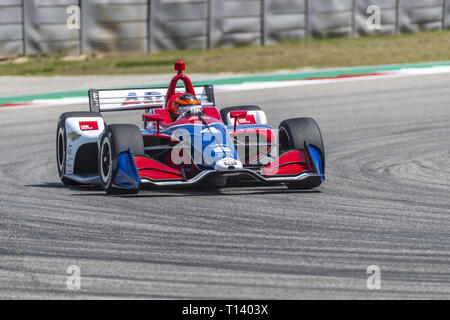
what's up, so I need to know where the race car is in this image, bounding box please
[56,61,325,194]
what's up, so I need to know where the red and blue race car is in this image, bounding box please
[56,61,325,194]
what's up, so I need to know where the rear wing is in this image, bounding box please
[89,85,215,113]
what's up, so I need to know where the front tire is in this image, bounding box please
[99,124,144,195]
[279,117,325,190]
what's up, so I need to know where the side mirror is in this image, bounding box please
[143,114,164,134]
[143,114,164,122]
[229,110,248,131]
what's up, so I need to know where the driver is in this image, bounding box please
[169,93,203,121]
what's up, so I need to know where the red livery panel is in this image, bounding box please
[262,150,313,177]
[134,156,183,181]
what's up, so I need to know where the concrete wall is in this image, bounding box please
[81,0,148,54]
[0,0,24,59]
[23,0,81,55]
[0,0,449,58]
[150,0,209,51]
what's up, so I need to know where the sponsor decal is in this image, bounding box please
[122,91,164,106]
[68,131,81,141]
[122,92,139,105]
[79,121,99,131]
[223,158,237,166]
[237,115,256,125]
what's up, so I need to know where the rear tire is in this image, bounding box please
[56,112,102,185]
[278,117,325,190]
[99,124,144,195]
[220,105,261,125]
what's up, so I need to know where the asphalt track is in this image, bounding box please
[0,73,449,299]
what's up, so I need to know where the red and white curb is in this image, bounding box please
[2,65,450,110]
[216,65,450,92]
[0,97,88,110]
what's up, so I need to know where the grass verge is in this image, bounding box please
[1,31,450,76]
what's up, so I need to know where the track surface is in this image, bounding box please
[0,74,449,299]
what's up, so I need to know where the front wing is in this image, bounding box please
[112,144,325,189]
[64,144,324,190]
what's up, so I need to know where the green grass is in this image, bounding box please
[1,30,450,76]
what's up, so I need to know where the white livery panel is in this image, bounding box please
[64,117,105,175]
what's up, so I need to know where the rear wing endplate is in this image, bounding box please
[89,85,215,113]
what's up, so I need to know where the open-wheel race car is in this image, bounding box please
[56,61,325,194]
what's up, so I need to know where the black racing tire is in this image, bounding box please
[56,112,102,186]
[278,117,325,190]
[98,124,144,195]
[220,105,261,125]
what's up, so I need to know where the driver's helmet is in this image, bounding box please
[170,93,203,118]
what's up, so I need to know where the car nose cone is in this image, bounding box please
[215,158,243,171]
